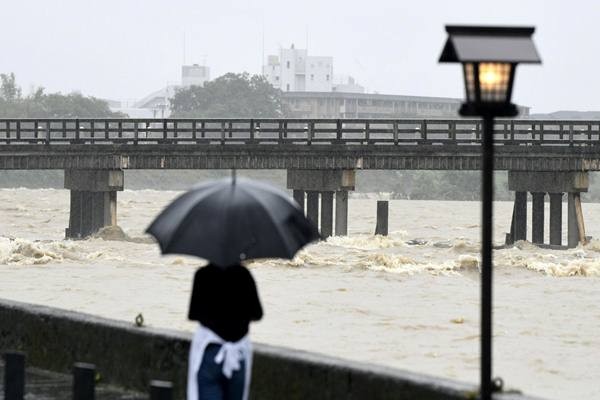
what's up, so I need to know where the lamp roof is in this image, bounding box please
[439,25,541,64]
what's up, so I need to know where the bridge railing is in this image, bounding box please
[1,118,599,146]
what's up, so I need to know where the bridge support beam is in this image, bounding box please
[64,169,124,239]
[287,170,355,237]
[531,192,545,245]
[335,190,348,236]
[320,192,334,238]
[549,193,563,246]
[293,189,305,211]
[508,171,588,248]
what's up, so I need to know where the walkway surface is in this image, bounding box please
[0,362,147,399]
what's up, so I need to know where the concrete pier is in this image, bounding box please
[513,191,528,242]
[531,192,545,244]
[508,171,588,248]
[293,189,305,211]
[306,191,319,228]
[320,192,334,238]
[549,193,563,246]
[287,169,355,237]
[64,169,124,239]
[335,190,348,236]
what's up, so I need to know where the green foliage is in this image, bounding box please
[170,72,287,118]
[0,73,125,118]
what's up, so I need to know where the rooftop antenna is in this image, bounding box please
[261,19,265,73]
[305,25,309,52]
[183,30,186,65]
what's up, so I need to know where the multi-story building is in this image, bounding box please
[283,92,530,119]
[263,45,334,92]
[282,91,464,118]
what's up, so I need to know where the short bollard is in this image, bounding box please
[73,362,95,400]
[150,380,173,400]
[375,200,389,236]
[3,351,25,400]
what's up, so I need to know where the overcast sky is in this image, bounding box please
[0,0,597,113]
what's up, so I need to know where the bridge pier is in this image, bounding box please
[64,170,124,239]
[508,171,588,248]
[287,170,355,238]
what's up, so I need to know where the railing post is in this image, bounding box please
[75,119,80,142]
[118,121,123,139]
[393,121,398,145]
[364,121,369,144]
[4,351,25,400]
[450,121,456,142]
[16,120,21,142]
[192,120,197,141]
[73,362,95,400]
[249,119,255,141]
[337,119,342,141]
[228,121,233,138]
[421,120,427,141]
[569,123,574,146]
[134,121,139,145]
[221,121,225,144]
[307,121,313,145]
[150,380,173,400]
[201,121,205,138]
[45,121,50,145]
[510,120,515,141]
[163,119,168,142]
[539,123,544,143]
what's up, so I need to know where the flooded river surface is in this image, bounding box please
[0,188,598,400]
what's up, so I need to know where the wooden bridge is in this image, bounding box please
[1,118,600,171]
[0,118,596,245]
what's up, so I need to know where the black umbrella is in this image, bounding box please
[146,176,320,267]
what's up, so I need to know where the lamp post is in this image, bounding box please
[439,26,541,400]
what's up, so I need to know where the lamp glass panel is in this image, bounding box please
[478,63,511,103]
[463,63,476,102]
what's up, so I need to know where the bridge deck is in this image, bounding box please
[1,119,600,171]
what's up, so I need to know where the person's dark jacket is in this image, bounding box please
[188,264,263,342]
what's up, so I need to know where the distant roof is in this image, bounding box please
[282,91,463,104]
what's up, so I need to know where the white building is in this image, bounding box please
[263,45,334,92]
[181,64,210,87]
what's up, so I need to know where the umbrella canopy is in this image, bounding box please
[146,177,320,267]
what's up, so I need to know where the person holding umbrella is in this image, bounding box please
[147,174,319,400]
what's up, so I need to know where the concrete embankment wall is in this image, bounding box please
[0,299,543,400]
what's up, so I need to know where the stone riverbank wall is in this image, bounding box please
[0,299,544,400]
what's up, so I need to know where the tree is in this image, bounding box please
[170,72,287,118]
[0,73,125,118]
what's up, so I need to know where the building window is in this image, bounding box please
[310,74,314,81]
[275,76,279,81]
[326,74,330,81]
[286,61,290,69]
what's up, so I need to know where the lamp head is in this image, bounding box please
[439,25,541,116]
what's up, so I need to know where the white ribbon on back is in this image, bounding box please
[188,325,252,400]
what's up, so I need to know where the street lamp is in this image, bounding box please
[439,26,541,400]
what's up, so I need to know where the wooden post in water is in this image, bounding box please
[375,201,389,236]
[150,380,173,400]
[73,363,95,400]
[3,351,25,400]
